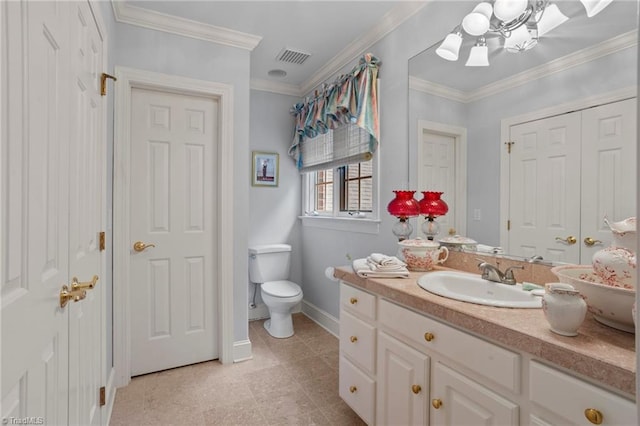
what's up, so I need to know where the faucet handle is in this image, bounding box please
[503,265,525,285]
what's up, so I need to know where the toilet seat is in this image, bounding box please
[262,280,301,298]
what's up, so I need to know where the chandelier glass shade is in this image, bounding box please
[436,0,612,67]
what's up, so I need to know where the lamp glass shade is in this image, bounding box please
[418,191,449,217]
[494,0,528,22]
[461,2,493,36]
[387,190,419,219]
[537,4,568,36]
[436,32,463,61]
[580,0,613,17]
[465,44,489,66]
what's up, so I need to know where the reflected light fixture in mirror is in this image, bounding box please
[419,191,449,241]
[387,191,420,241]
[436,0,611,66]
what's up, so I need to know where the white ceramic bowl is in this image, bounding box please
[398,239,448,272]
[551,265,635,333]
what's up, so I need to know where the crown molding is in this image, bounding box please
[111,1,262,50]
[250,78,302,97]
[413,30,638,103]
[300,2,428,95]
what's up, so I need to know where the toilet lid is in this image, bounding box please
[262,280,301,298]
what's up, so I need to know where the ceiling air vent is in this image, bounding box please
[276,47,311,65]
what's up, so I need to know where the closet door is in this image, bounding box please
[580,98,637,264]
[508,112,582,263]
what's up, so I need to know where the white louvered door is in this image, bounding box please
[129,88,218,376]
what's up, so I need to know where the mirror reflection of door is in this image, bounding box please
[417,121,467,240]
[507,98,636,264]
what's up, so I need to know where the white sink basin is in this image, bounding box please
[417,271,542,308]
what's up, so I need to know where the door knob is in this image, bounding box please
[133,241,156,252]
[71,275,98,291]
[555,236,577,245]
[432,398,443,409]
[60,285,87,308]
[584,237,603,247]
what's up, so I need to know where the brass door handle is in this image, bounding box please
[60,285,87,308]
[133,241,156,252]
[584,237,603,247]
[411,384,422,394]
[555,236,577,245]
[584,408,603,425]
[71,275,98,291]
[432,399,443,409]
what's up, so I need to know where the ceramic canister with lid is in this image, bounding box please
[542,283,587,337]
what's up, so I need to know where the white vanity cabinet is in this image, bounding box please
[529,361,636,426]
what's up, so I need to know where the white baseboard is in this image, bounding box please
[233,339,253,363]
[301,300,339,337]
[102,367,117,426]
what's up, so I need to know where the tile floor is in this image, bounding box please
[110,314,366,425]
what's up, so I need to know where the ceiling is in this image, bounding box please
[123,1,426,95]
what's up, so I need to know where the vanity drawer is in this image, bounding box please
[530,361,636,425]
[339,355,375,425]
[340,310,376,373]
[340,283,376,320]
[379,298,521,393]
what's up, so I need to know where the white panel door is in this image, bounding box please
[129,88,218,376]
[508,112,582,263]
[376,332,429,426]
[67,2,104,425]
[418,130,456,237]
[1,2,71,424]
[431,362,519,426]
[580,98,637,263]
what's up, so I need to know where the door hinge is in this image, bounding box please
[507,220,511,231]
[99,231,106,251]
[99,386,106,406]
[100,73,117,96]
[505,141,514,154]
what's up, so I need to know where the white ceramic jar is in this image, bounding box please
[542,283,587,337]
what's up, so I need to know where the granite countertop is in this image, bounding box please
[334,266,636,397]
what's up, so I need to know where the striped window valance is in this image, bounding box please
[288,53,380,172]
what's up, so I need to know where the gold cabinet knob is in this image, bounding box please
[71,275,99,291]
[584,237,603,247]
[349,386,357,393]
[350,336,358,343]
[424,332,435,342]
[59,285,87,308]
[133,241,156,252]
[432,399,443,409]
[584,408,603,425]
[349,297,358,305]
[411,385,422,394]
[555,236,577,245]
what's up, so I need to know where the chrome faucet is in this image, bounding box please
[476,259,524,285]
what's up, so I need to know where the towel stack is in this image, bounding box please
[476,244,504,254]
[352,253,409,278]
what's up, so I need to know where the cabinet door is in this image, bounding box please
[431,362,519,426]
[377,332,429,426]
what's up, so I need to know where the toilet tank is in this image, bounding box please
[248,244,292,283]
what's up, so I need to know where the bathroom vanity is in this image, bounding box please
[335,266,636,425]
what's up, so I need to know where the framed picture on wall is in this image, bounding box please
[252,151,279,187]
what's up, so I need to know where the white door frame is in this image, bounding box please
[499,86,637,251]
[416,120,468,237]
[112,67,235,387]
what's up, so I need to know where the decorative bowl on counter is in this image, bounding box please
[398,239,449,272]
[438,235,478,251]
[551,265,635,333]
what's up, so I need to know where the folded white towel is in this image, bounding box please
[353,258,409,278]
[476,244,504,254]
[369,253,405,266]
[366,258,406,272]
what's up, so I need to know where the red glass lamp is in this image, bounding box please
[387,190,420,241]
[418,191,449,240]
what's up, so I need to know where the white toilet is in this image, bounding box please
[248,244,303,338]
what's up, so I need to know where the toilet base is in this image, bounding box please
[263,312,294,339]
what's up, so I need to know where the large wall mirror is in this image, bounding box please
[409,0,638,265]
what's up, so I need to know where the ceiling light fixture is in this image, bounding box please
[436,0,611,67]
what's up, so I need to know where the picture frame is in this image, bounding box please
[252,151,279,187]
